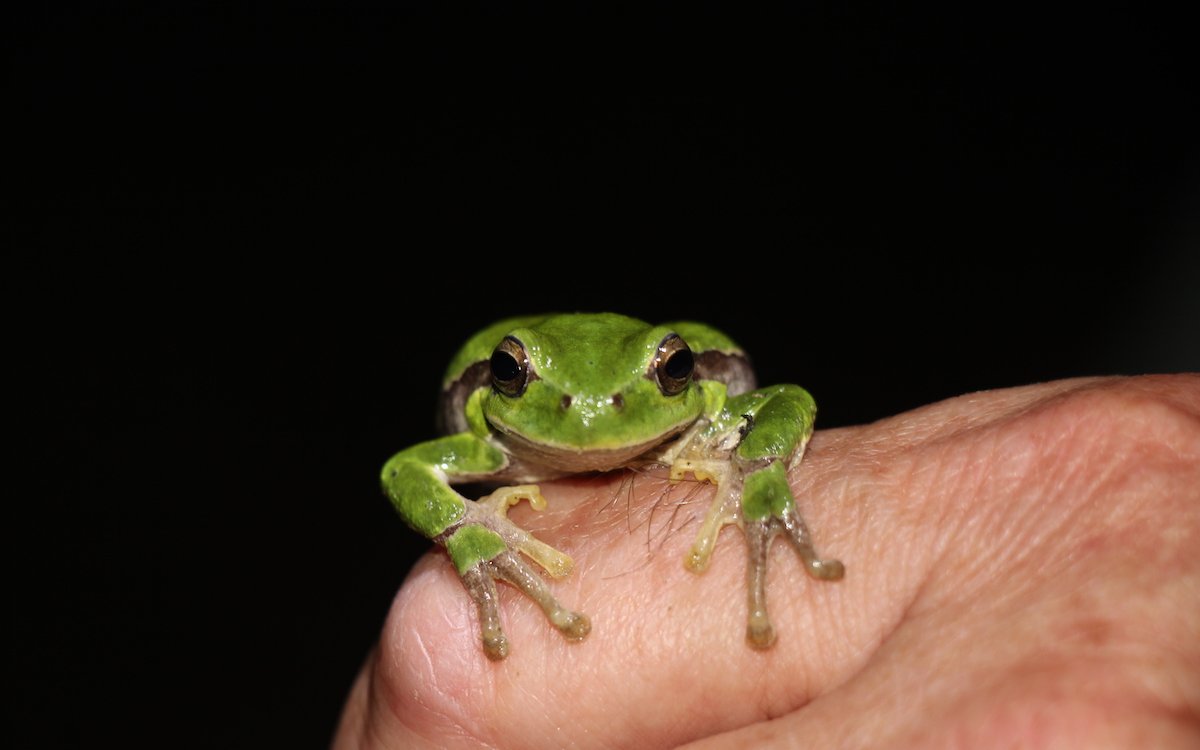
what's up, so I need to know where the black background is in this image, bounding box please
[14,2,1198,747]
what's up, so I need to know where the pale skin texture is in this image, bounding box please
[335,375,1200,749]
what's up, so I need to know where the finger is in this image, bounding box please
[334,467,864,748]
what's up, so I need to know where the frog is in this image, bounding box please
[381,313,843,660]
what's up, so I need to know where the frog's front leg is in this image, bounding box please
[381,434,590,660]
[671,384,843,648]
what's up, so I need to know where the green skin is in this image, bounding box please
[382,313,843,660]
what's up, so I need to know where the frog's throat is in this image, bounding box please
[492,424,689,473]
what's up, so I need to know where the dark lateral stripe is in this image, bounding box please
[694,350,757,396]
[438,359,492,435]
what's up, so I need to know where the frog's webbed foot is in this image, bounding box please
[460,550,591,660]
[448,485,590,660]
[676,458,842,649]
[470,485,575,577]
[743,494,844,648]
[741,461,843,647]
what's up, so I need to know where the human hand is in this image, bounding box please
[334,375,1199,749]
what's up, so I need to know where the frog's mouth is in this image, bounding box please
[492,423,689,473]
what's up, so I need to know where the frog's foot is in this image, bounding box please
[742,461,844,648]
[744,504,844,648]
[682,460,843,649]
[448,485,590,660]
[468,484,574,577]
[459,549,591,661]
[680,460,740,573]
[666,455,740,572]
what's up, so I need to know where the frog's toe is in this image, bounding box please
[778,504,844,582]
[551,610,591,641]
[482,633,509,661]
[461,564,510,660]
[744,518,780,649]
[470,485,575,578]
[455,548,591,659]
[746,615,776,649]
[807,557,844,581]
[488,549,590,640]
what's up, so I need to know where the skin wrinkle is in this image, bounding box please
[504,669,554,745]
[793,441,914,686]
[974,456,1099,609]
[385,567,534,749]
[916,387,1134,615]
[846,440,955,641]
[931,647,1200,750]
[939,384,1198,745]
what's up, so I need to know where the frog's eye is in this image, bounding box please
[653,334,694,396]
[490,336,530,397]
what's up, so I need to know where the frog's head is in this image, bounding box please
[479,313,707,472]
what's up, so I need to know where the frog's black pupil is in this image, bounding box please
[491,350,521,382]
[665,349,694,380]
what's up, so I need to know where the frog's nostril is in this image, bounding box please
[611,393,625,410]
[561,395,573,410]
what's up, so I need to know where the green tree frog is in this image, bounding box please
[382,313,843,660]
